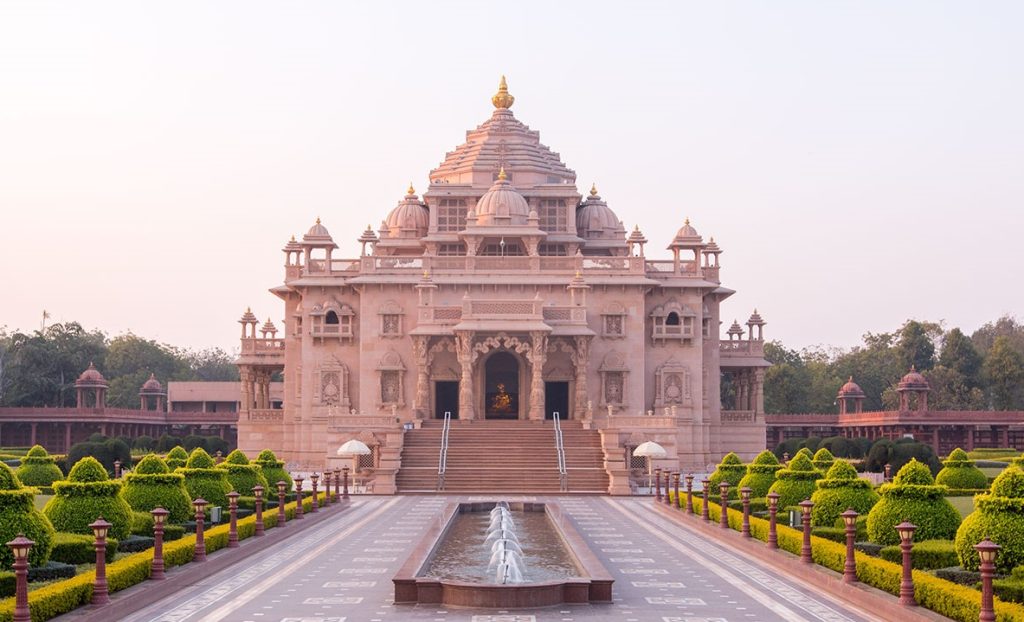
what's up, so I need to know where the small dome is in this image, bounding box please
[576,185,625,239]
[303,218,333,242]
[747,309,765,326]
[673,218,702,242]
[75,362,108,388]
[358,224,379,244]
[282,235,302,252]
[140,373,163,394]
[383,185,429,238]
[474,169,530,226]
[627,225,647,244]
[726,320,744,336]
[837,376,865,398]
[261,318,278,334]
[898,366,930,390]
[239,307,258,324]
[704,236,721,253]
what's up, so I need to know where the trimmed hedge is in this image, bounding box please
[810,460,879,527]
[955,465,1024,573]
[217,450,269,496]
[43,457,133,541]
[936,448,989,491]
[811,447,835,472]
[866,458,960,546]
[253,449,293,492]
[994,567,1024,605]
[117,535,154,553]
[879,539,958,570]
[0,463,55,570]
[49,532,117,565]
[164,446,188,471]
[767,453,820,509]
[122,455,192,522]
[15,446,64,487]
[177,448,231,509]
[738,450,782,498]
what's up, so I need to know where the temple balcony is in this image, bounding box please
[237,337,286,366]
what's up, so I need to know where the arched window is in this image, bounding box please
[325,310,339,325]
[666,312,680,326]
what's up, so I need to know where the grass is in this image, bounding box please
[946,495,976,519]
[33,494,52,511]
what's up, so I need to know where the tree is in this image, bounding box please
[939,327,983,388]
[972,315,1024,357]
[185,348,239,381]
[923,366,985,410]
[896,320,938,372]
[0,323,107,407]
[984,336,1024,410]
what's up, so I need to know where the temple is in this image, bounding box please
[234,77,771,493]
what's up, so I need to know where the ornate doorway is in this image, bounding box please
[435,381,459,419]
[484,351,520,419]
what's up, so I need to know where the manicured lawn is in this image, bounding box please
[947,495,975,519]
[980,466,1008,477]
[34,494,52,510]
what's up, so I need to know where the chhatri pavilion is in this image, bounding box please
[235,78,769,493]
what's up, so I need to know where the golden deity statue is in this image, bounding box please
[490,383,513,413]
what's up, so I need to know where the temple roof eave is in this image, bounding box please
[451,319,553,333]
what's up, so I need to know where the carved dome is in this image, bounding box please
[576,185,625,240]
[669,218,703,247]
[303,218,335,246]
[473,169,530,226]
[383,185,429,238]
[837,377,865,398]
[898,366,930,390]
[75,362,108,388]
[140,373,163,394]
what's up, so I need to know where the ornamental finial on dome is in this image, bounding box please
[497,167,507,181]
[407,182,415,196]
[590,183,598,197]
[492,75,514,109]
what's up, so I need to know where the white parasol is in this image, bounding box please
[632,441,667,490]
[336,439,371,456]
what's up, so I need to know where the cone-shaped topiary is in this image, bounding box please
[794,447,814,460]
[707,452,746,499]
[767,453,821,509]
[810,459,879,527]
[866,458,960,546]
[955,466,1024,573]
[43,456,132,540]
[0,462,55,570]
[738,450,782,498]
[178,448,231,508]
[165,446,189,470]
[812,448,835,472]
[254,449,293,492]
[15,445,65,487]
[121,454,192,522]
[935,448,988,490]
[217,450,269,496]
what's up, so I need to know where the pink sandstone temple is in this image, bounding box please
[234,78,771,493]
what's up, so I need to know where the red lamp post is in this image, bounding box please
[975,538,1000,622]
[276,480,287,526]
[253,485,265,536]
[718,482,730,528]
[895,521,917,606]
[193,498,208,562]
[684,474,694,514]
[799,499,814,563]
[342,466,350,501]
[322,471,332,505]
[227,491,240,548]
[6,533,33,622]
[333,468,341,503]
[884,463,892,482]
[663,471,672,505]
[310,473,320,513]
[151,507,168,580]
[740,487,752,537]
[766,491,779,549]
[654,468,662,502]
[113,460,122,479]
[90,517,112,605]
[841,509,858,583]
[700,479,711,522]
[782,451,790,464]
[672,472,680,509]
[294,476,304,519]
[215,450,223,464]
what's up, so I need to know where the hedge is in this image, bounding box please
[878,539,958,570]
[253,450,293,492]
[994,567,1024,605]
[177,448,231,509]
[43,457,133,541]
[217,450,269,497]
[866,458,960,546]
[811,448,835,472]
[955,466,1024,573]
[15,446,64,487]
[0,462,55,571]
[122,455,192,523]
[936,448,989,491]
[49,532,117,565]
[738,450,782,498]
[809,460,879,527]
[164,446,189,471]
[767,453,821,509]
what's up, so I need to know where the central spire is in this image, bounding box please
[491,75,515,110]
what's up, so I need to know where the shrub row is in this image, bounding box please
[878,539,959,570]
[49,533,117,565]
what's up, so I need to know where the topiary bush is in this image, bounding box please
[254,449,293,492]
[49,532,117,565]
[767,453,821,509]
[738,450,782,498]
[810,459,879,527]
[879,539,959,570]
[217,450,269,496]
[0,462,55,570]
[811,447,835,472]
[43,456,133,541]
[165,446,189,470]
[794,447,814,461]
[15,445,65,487]
[935,448,988,491]
[177,448,231,508]
[955,465,1024,573]
[121,454,192,522]
[866,458,960,546]
[707,452,746,499]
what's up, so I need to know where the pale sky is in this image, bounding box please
[1,1,1022,354]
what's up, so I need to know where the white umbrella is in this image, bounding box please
[336,439,371,456]
[633,441,667,491]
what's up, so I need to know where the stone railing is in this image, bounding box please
[240,337,285,355]
[247,409,284,422]
[721,410,757,423]
[719,340,765,357]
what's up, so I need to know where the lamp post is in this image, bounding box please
[6,533,33,622]
[841,509,858,583]
[719,482,730,528]
[151,507,168,580]
[294,476,304,519]
[672,472,680,509]
[740,487,752,537]
[333,468,341,503]
[783,452,789,464]
[684,474,694,514]
[227,491,240,548]
[323,471,332,505]
[90,517,112,605]
[701,479,711,522]
[799,499,813,563]
[766,492,779,549]
[253,485,265,536]
[976,538,1000,622]
[664,471,672,505]
[193,498,208,562]
[895,521,917,606]
[113,460,122,479]
[276,480,287,526]
[654,468,662,502]
[342,466,350,500]
[884,463,892,482]
[311,473,320,513]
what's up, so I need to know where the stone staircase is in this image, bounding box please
[395,419,609,494]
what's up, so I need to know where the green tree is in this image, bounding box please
[972,315,1024,357]
[185,348,239,381]
[105,334,189,407]
[0,322,107,406]
[984,336,1024,410]
[924,365,985,410]
[939,327,983,388]
[896,320,938,372]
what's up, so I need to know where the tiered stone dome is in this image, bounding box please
[75,362,108,388]
[898,366,930,390]
[383,184,429,238]
[837,376,865,398]
[672,218,702,244]
[140,373,163,394]
[303,218,333,243]
[576,185,625,240]
[473,169,531,227]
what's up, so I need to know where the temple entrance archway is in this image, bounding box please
[545,381,569,420]
[484,351,520,419]
[434,381,459,419]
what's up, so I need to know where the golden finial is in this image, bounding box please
[407,182,415,196]
[246,306,251,313]
[497,167,507,181]
[290,235,296,241]
[423,270,430,279]
[684,217,690,226]
[634,224,640,231]
[491,75,515,109]
[590,183,598,197]
[316,217,321,224]
[575,270,582,279]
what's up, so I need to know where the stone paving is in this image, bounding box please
[120,496,883,622]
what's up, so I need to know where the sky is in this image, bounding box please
[1,1,1022,355]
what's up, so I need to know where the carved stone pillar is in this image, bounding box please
[412,336,430,419]
[455,331,475,420]
[528,331,548,421]
[754,368,765,415]
[573,336,591,419]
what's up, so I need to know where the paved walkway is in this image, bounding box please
[120,496,883,622]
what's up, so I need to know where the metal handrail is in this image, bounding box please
[437,411,452,491]
[553,412,567,492]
